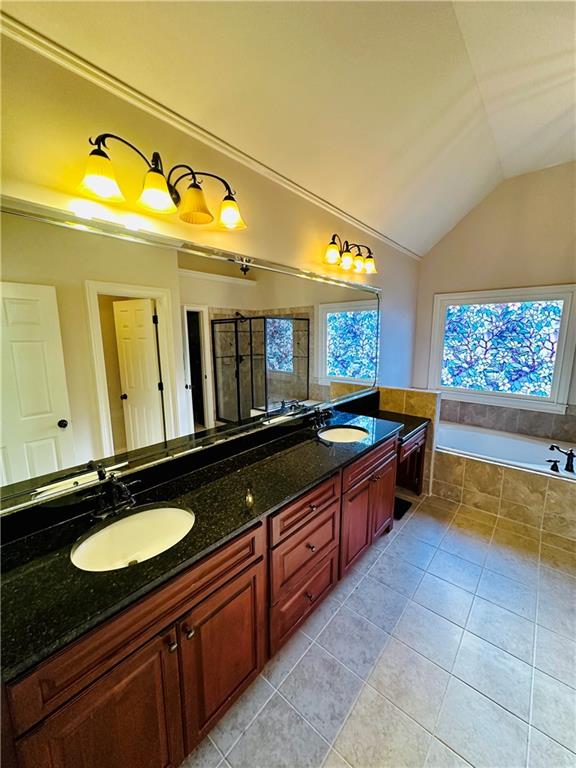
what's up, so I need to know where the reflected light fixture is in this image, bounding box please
[79,133,245,228]
[323,233,377,275]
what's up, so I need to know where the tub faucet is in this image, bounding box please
[549,445,575,473]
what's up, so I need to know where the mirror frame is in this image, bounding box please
[0,195,382,511]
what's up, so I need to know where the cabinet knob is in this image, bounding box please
[309,503,318,511]
[305,591,315,602]
[183,625,196,640]
[166,638,178,653]
[306,543,316,552]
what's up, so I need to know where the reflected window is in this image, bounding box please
[320,302,378,382]
[266,318,294,373]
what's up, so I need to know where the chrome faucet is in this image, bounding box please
[90,474,141,519]
[549,445,575,473]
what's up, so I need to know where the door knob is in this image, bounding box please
[120,393,128,400]
[57,419,68,429]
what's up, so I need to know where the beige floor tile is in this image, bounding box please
[534,625,576,690]
[413,573,474,627]
[452,632,532,720]
[369,637,449,730]
[345,576,408,632]
[335,685,431,768]
[537,567,576,639]
[262,631,311,688]
[466,597,534,663]
[456,505,497,528]
[435,679,528,768]
[485,531,540,586]
[424,740,472,768]
[301,595,341,639]
[211,676,275,754]
[439,525,491,567]
[423,496,460,514]
[476,569,537,621]
[182,737,223,768]
[427,550,482,593]
[317,606,389,679]
[322,751,351,768]
[352,545,382,574]
[385,532,437,569]
[369,553,425,597]
[227,693,329,768]
[531,670,576,752]
[527,728,576,768]
[541,543,576,577]
[330,568,364,603]
[280,644,362,743]
[393,602,463,671]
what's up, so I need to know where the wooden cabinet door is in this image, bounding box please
[340,477,373,576]
[178,560,266,752]
[16,631,184,768]
[371,452,397,541]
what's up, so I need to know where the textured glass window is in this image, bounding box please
[266,318,294,373]
[326,309,378,380]
[441,300,564,397]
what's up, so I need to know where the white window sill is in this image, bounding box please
[440,390,568,415]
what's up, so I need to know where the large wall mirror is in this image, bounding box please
[0,205,380,499]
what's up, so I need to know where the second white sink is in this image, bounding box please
[71,505,195,572]
[318,425,369,443]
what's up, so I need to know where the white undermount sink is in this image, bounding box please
[318,425,369,443]
[70,505,195,572]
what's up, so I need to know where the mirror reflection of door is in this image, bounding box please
[185,311,206,430]
[98,296,166,453]
[0,282,75,483]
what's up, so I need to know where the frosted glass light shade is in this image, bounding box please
[218,195,246,230]
[179,183,214,224]
[340,249,354,270]
[137,169,177,213]
[79,149,125,202]
[324,242,341,265]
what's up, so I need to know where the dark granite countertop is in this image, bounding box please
[377,411,429,442]
[1,412,402,683]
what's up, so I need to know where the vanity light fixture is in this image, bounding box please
[322,233,377,274]
[79,133,246,228]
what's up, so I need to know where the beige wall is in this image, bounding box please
[98,294,129,454]
[412,162,576,402]
[2,37,419,391]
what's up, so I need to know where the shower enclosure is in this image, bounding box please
[211,316,310,422]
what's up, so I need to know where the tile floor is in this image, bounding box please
[182,495,576,768]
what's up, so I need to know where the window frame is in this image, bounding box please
[318,300,379,385]
[428,285,576,413]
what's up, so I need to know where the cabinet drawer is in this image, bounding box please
[399,428,427,462]
[270,548,338,655]
[342,437,398,492]
[269,474,340,546]
[270,501,340,603]
[8,524,265,737]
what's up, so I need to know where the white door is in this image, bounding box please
[113,298,165,451]
[0,282,75,484]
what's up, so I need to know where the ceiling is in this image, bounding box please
[2,1,575,255]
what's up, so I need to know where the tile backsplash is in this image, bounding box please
[440,399,576,443]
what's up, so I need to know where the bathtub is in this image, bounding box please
[436,421,575,480]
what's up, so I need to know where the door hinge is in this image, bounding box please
[158,381,164,392]
[152,313,159,325]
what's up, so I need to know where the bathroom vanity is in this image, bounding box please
[1,408,404,768]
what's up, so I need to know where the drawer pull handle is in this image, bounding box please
[305,591,315,602]
[166,639,178,653]
[306,543,316,552]
[309,503,318,511]
[184,625,196,640]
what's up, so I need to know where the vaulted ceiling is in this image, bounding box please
[2,1,575,255]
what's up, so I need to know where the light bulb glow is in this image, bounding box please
[218,195,246,230]
[324,242,341,265]
[364,255,377,274]
[179,183,214,224]
[353,254,366,273]
[340,250,354,270]
[137,170,177,214]
[79,149,125,202]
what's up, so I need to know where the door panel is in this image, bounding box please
[371,454,397,540]
[0,283,75,483]
[178,561,265,751]
[340,478,372,576]
[16,632,184,768]
[113,299,164,451]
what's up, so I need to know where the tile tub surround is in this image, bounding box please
[440,399,576,443]
[432,450,576,565]
[181,495,576,768]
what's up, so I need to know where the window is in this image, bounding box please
[266,318,294,373]
[429,286,576,412]
[319,301,379,383]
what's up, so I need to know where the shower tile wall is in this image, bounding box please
[439,400,576,443]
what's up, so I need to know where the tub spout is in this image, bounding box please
[549,445,575,473]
